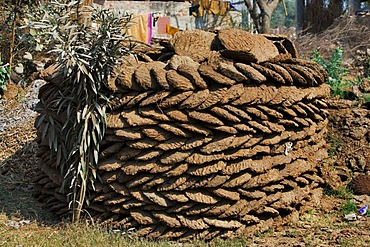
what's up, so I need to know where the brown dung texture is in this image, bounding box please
[34,29,330,241]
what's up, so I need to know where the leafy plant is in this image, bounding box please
[0,0,39,77]
[327,133,342,157]
[28,0,134,222]
[0,59,9,93]
[363,93,370,104]
[312,48,352,98]
[323,187,353,200]
[341,200,357,215]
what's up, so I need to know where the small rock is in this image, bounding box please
[353,195,370,204]
[343,213,358,221]
[23,52,32,60]
[15,63,24,74]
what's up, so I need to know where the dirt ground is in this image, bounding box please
[1,17,370,245]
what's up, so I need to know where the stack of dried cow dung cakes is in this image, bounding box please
[34,28,330,240]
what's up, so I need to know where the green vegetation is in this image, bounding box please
[341,200,357,215]
[363,93,370,103]
[0,1,39,75]
[323,187,353,200]
[0,59,9,93]
[312,48,352,98]
[28,1,134,222]
[327,133,342,157]
[312,48,370,102]
[255,229,274,238]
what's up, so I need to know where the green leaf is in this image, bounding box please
[76,111,82,123]
[42,122,49,138]
[86,130,91,147]
[91,168,97,180]
[56,146,62,167]
[95,103,104,116]
[91,129,98,146]
[49,116,55,126]
[36,114,46,128]
[53,134,58,152]
[90,113,97,127]
[48,125,55,149]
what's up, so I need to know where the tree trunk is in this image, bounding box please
[256,0,281,33]
[296,0,304,32]
[260,11,271,33]
[244,0,281,33]
[243,0,261,32]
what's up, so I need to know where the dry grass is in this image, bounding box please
[0,213,253,247]
[1,193,370,247]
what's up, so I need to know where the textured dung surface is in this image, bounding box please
[34,29,331,241]
[218,29,279,63]
[263,34,298,58]
[170,30,216,63]
[234,63,267,83]
[352,175,370,195]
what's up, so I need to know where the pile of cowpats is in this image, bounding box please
[34,29,330,240]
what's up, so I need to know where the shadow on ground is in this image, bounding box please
[0,140,59,224]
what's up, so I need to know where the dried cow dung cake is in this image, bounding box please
[287,58,329,83]
[177,63,208,89]
[234,63,267,83]
[168,55,199,70]
[150,61,171,89]
[250,63,285,84]
[206,50,234,69]
[198,64,236,86]
[170,29,216,63]
[216,62,250,83]
[180,89,210,109]
[352,174,370,195]
[263,62,294,85]
[115,63,143,91]
[166,70,195,91]
[262,33,298,58]
[134,63,159,90]
[218,28,279,63]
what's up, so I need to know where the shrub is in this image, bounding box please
[341,200,357,215]
[0,59,9,94]
[312,48,352,98]
[363,93,370,103]
[26,1,135,221]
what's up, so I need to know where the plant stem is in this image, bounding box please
[9,1,19,83]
